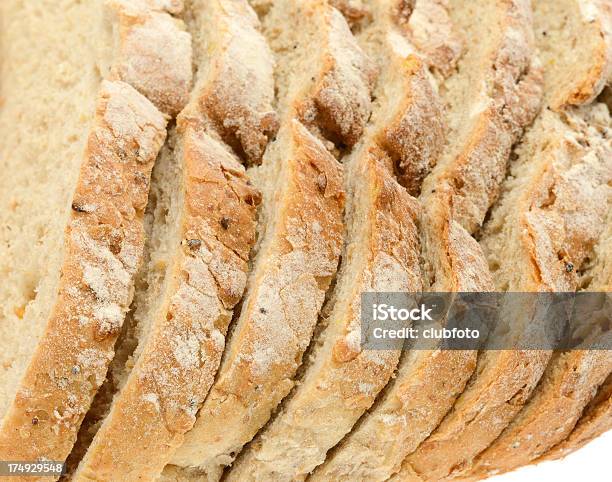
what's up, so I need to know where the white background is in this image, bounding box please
[490,429,611,481]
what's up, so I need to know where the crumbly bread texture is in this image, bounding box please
[313,0,541,477]
[224,6,439,481]
[72,1,267,480]
[105,0,193,116]
[466,178,612,479]
[406,103,612,481]
[399,0,612,476]
[535,0,612,110]
[540,372,612,462]
[248,0,370,26]
[169,120,345,478]
[166,1,370,479]
[0,0,188,469]
[181,0,278,164]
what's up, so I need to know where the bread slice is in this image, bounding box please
[312,219,492,481]
[401,0,463,79]
[0,0,188,466]
[355,0,446,196]
[182,0,278,164]
[104,0,193,116]
[262,0,376,147]
[535,0,612,110]
[74,124,260,482]
[0,79,167,468]
[427,0,543,234]
[536,208,610,465]
[470,349,612,478]
[72,1,274,480]
[465,168,612,478]
[228,126,422,482]
[540,372,612,462]
[166,1,371,478]
[223,6,445,481]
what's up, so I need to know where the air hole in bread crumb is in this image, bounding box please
[220,217,231,230]
[452,176,464,190]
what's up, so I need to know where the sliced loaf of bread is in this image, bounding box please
[72,1,273,479]
[309,3,470,480]
[402,1,611,477]
[405,110,609,480]
[167,0,371,478]
[312,0,541,478]
[228,116,422,482]
[310,0,540,479]
[465,150,612,478]
[168,119,345,479]
[224,2,443,479]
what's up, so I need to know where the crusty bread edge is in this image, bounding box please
[0,80,167,468]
